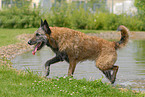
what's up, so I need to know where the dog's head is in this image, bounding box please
[28,19,51,55]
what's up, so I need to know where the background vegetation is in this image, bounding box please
[2,0,32,8]
[135,0,145,15]
[0,0,144,31]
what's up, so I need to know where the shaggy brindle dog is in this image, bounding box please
[28,19,129,84]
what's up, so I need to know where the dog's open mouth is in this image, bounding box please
[32,42,42,55]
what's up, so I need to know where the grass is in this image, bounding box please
[0,28,36,47]
[0,64,144,97]
[0,28,144,97]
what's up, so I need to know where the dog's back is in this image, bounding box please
[50,27,116,63]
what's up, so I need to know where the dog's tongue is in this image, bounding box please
[32,42,41,55]
[32,47,37,55]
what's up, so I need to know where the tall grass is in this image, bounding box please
[0,3,144,31]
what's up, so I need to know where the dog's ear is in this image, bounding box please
[43,20,51,35]
[41,19,43,27]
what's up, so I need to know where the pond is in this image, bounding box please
[11,40,145,91]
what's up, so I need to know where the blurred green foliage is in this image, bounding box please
[2,0,32,8]
[0,2,144,31]
[135,0,145,14]
[0,7,41,28]
[134,0,145,30]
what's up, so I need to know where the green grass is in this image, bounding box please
[0,28,144,97]
[0,28,36,47]
[0,64,144,97]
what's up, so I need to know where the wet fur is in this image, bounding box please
[28,20,129,84]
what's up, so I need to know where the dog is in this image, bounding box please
[28,19,129,84]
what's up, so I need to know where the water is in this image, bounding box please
[11,40,145,91]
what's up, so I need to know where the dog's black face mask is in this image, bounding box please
[28,19,51,55]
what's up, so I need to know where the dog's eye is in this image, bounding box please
[36,33,40,36]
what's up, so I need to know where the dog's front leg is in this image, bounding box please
[68,61,77,76]
[45,55,64,77]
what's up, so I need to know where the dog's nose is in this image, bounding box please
[28,40,32,45]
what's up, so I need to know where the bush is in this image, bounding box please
[0,7,41,28]
[0,5,144,31]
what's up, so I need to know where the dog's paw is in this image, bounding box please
[45,66,50,76]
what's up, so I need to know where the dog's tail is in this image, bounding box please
[115,25,129,49]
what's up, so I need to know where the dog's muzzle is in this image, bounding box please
[28,40,36,45]
[28,40,31,45]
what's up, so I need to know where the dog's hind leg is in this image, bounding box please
[110,65,119,84]
[96,53,118,84]
[102,70,112,80]
[101,66,119,84]
[45,55,64,77]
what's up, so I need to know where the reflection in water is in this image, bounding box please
[12,40,145,91]
[133,40,145,75]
